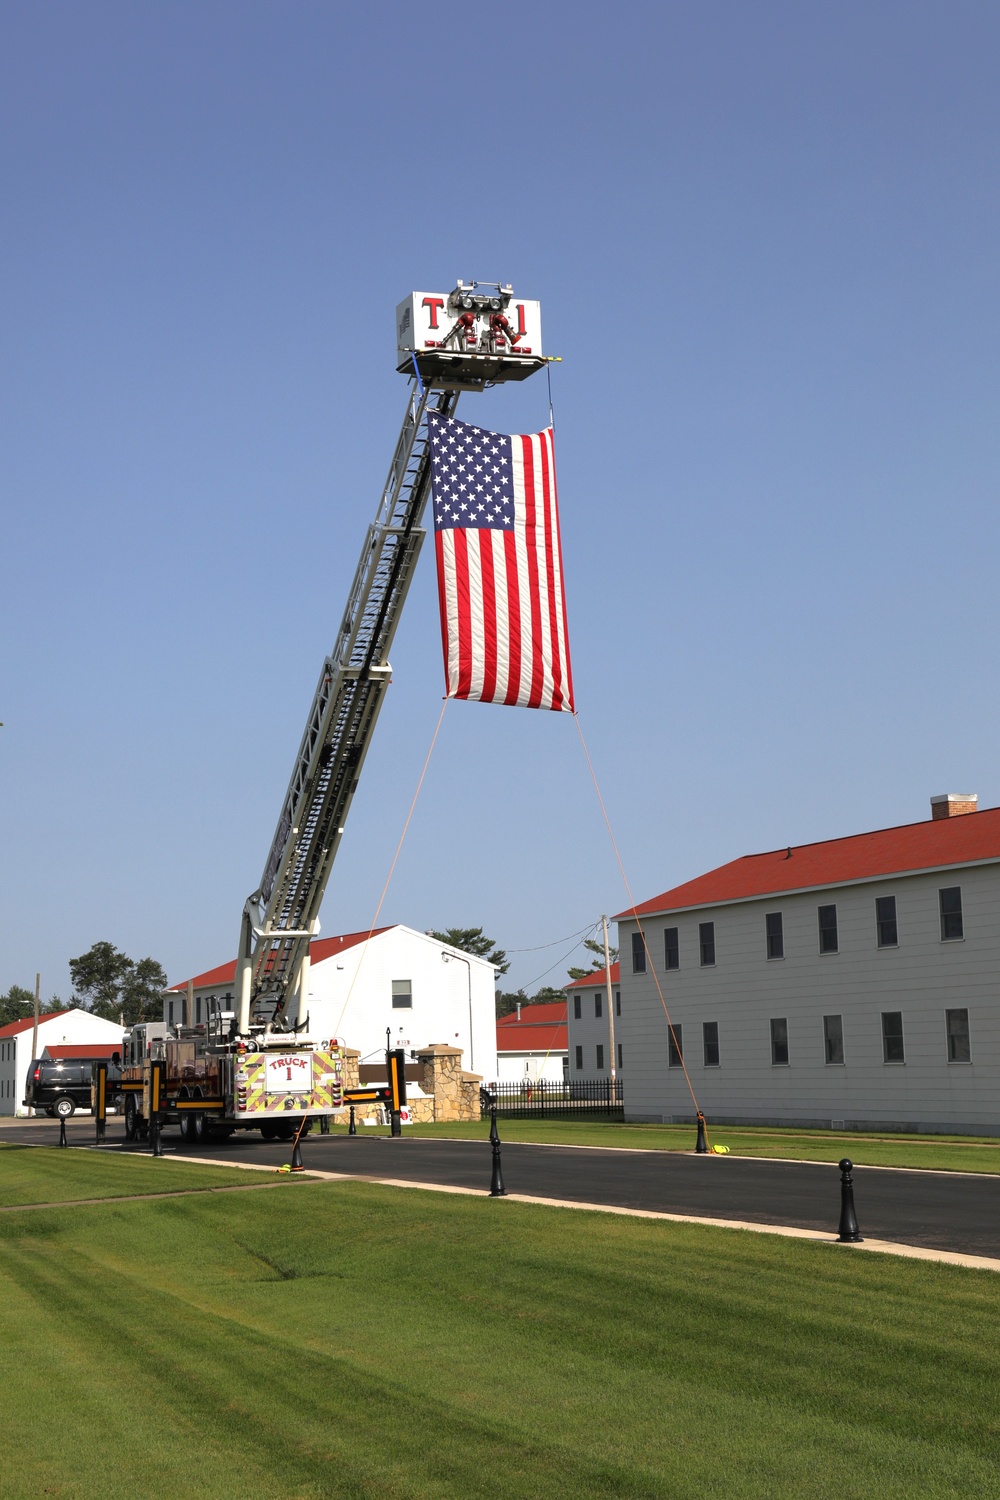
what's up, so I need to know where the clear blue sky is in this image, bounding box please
[2,1,999,1000]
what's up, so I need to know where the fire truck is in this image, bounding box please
[117,284,547,1147]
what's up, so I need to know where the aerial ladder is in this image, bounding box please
[115,283,546,1144]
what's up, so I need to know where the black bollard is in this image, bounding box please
[695,1112,709,1154]
[151,1114,164,1157]
[348,1105,357,1136]
[58,1115,68,1148]
[837,1158,864,1242]
[489,1105,507,1198]
[320,1114,330,1135]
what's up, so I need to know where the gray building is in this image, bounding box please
[565,966,622,1082]
[617,795,1000,1134]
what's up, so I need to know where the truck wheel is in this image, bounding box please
[54,1096,75,1119]
[124,1096,139,1141]
[259,1123,278,1140]
[189,1112,206,1144]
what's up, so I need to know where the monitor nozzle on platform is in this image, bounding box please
[396,282,546,390]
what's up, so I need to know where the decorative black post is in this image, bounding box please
[58,1115,68,1148]
[348,1105,357,1136]
[695,1112,709,1154]
[837,1158,864,1242]
[489,1104,507,1197]
[319,1114,330,1135]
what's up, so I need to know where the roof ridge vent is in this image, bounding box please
[930,793,978,820]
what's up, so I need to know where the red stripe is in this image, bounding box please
[453,528,474,699]
[521,435,545,709]
[548,431,575,712]
[478,530,499,703]
[502,529,522,705]
[434,531,452,697]
[538,431,564,711]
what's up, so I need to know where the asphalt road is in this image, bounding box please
[5,1117,1000,1259]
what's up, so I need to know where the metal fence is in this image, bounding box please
[483,1079,623,1118]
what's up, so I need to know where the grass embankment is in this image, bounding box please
[377,1118,1000,1173]
[1,1177,999,1499]
[0,1142,298,1207]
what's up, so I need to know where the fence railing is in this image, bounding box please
[482,1079,623,1118]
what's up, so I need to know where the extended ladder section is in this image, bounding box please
[236,381,459,1032]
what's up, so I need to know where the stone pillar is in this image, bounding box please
[416,1044,483,1122]
[340,1047,360,1094]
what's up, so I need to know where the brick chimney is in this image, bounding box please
[930,794,978,820]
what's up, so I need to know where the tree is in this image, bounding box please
[428,928,509,975]
[69,942,168,1025]
[567,936,619,982]
[0,985,35,1029]
[496,984,568,1019]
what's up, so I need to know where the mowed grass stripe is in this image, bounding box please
[2,1181,1000,1498]
[0,1142,285,1206]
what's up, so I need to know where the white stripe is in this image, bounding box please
[466,531,486,701]
[489,527,512,704]
[441,531,461,697]
[510,441,534,707]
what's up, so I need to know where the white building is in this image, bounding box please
[495,1002,568,1083]
[617,796,1000,1135]
[0,1009,124,1116]
[165,924,497,1080]
[565,965,621,1082]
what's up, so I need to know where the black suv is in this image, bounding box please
[24,1056,121,1118]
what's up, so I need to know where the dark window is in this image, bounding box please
[818,904,838,954]
[770,1017,789,1065]
[391,980,412,1009]
[596,1044,605,1071]
[823,1014,844,1065]
[882,1011,905,1063]
[664,927,679,970]
[699,922,716,966]
[668,1025,683,1067]
[946,1008,971,1063]
[595,993,603,1019]
[617,1042,623,1069]
[940,887,964,941]
[574,1045,583,1070]
[573,995,581,1020]
[875,895,897,948]
[631,932,647,973]
[766,912,784,960]
[615,991,621,1017]
[703,1021,720,1067]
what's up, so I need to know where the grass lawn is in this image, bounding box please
[2,1176,1000,1498]
[364,1117,1000,1174]
[0,1142,300,1206]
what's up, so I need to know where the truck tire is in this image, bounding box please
[54,1096,76,1119]
[124,1096,140,1141]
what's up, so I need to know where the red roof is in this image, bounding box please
[565,963,620,990]
[43,1044,120,1060]
[620,807,1000,919]
[167,929,393,992]
[496,1000,567,1054]
[0,1010,71,1039]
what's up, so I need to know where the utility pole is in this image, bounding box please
[28,972,40,1117]
[602,916,616,1089]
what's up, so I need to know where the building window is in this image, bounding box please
[882,1011,905,1063]
[631,932,647,973]
[667,1025,683,1067]
[575,1045,583,1070]
[818,904,838,954]
[596,1044,605,1071]
[195,995,202,1024]
[823,1014,844,1065]
[167,1000,175,1025]
[391,980,412,1009]
[703,1021,720,1067]
[946,1008,971,1063]
[664,927,679,970]
[595,993,603,1019]
[617,1042,623,1069]
[766,912,784,960]
[875,895,897,948]
[699,922,715,967]
[940,887,964,941]
[615,991,621,1016]
[573,995,581,1020]
[770,1018,789,1065]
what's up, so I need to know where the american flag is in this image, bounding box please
[428,413,574,712]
